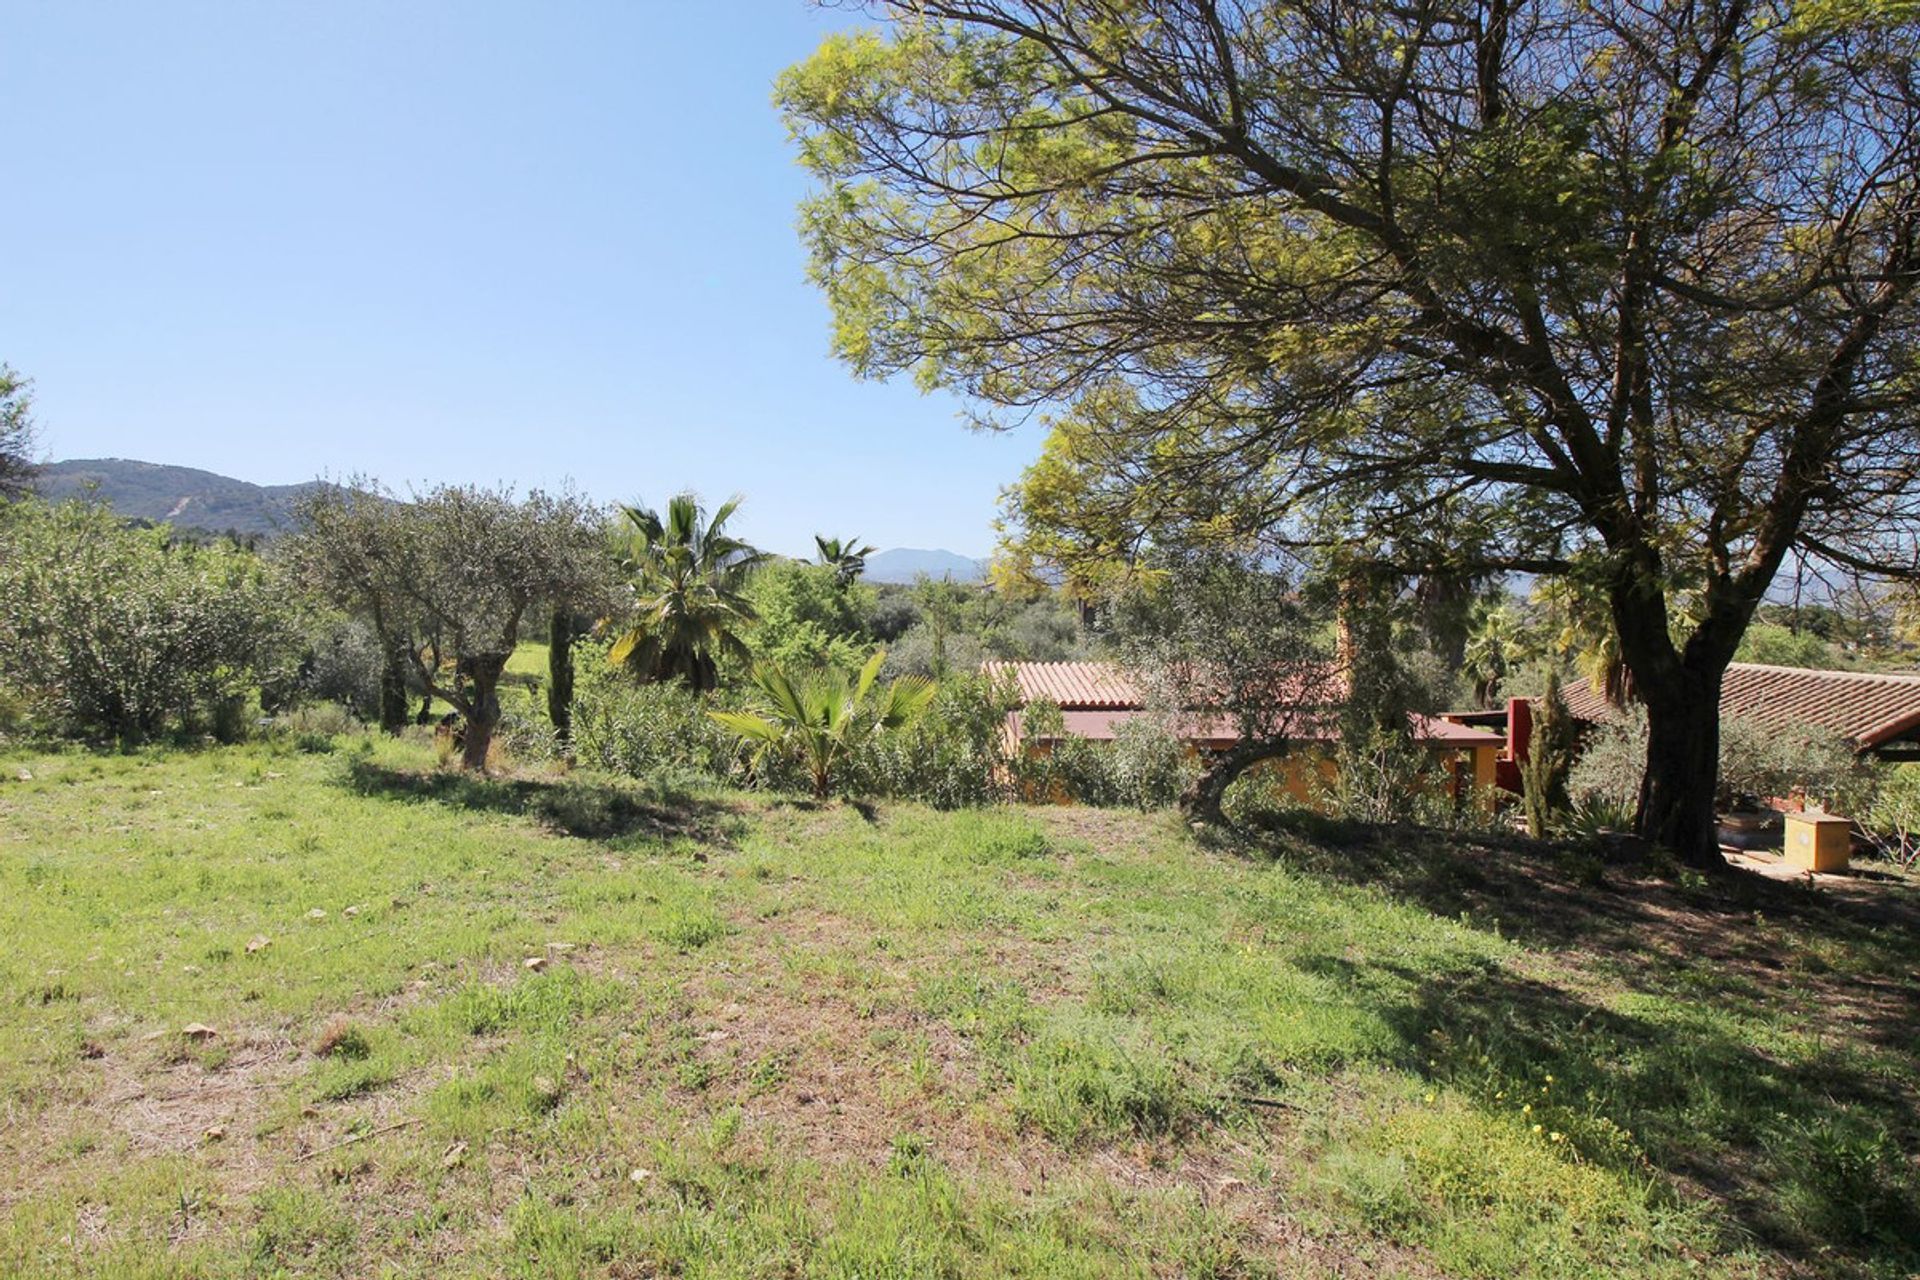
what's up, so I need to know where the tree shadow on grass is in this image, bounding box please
[1383,961,1920,1273]
[343,760,747,848]
[1231,812,1920,1273]
[1230,811,1920,1055]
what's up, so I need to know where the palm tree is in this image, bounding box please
[814,534,878,587]
[1462,604,1524,708]
[711,649,935,798]
[609,493,766,691]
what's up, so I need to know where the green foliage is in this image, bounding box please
[0,364,36,500]
[852,669,1021,807]
[813,533,878,587]
[0,499,294,742]
[609,493,765,692]
[1521,671,1576,838]
[781,0,1920,866]
[569,654,743,784]
[286,482,610,763]
[1572,708,1874,816]
[711,650,936,797]
[1863,764,1920,867]
[1734,623,1839,669]
[1016,699,1197,810]
[742,558,872,674]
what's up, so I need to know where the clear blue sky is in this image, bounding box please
[0,2,1037,559]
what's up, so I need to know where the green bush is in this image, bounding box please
[1571,707,1873,816]
[570,668,744,784]
[1863,763,1920,867]
[851,670,1019,807]
[0,500,295,743]
[1013,701,1195,810]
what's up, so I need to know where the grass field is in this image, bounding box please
[1,736,1916,1278]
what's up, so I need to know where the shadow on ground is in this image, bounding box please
[1229,811,1920,1273]
[344,760,747,847]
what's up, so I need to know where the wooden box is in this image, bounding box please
[1783,812,1851,873]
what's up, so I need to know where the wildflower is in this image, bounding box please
[1544,1074,1553,1084]
[1550,1132,1564,1143]
[1424,1092,1436,1104]
[1531,1124,1543,1134]
[1521,1103,1532,1114]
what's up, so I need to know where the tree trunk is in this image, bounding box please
[459,654,506,772]
[1179,740,1290,825]
[547,608,575,749]
[1635,672,1726,870]
[379,634,410,733]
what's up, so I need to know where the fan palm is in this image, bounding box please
[711,649,935,798]
[610,493,766,691]
[1462,604,1525,708]
[814,534,878,587]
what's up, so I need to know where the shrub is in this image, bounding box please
[741,559,873,674]
[1862,763,1920,868]
[1571,707,1874,816]
[0,500,295,742]
[291,615,386,719]
[852,670,1020,807]
[1013,702,1195,810]
[570,670,744,784]
[1520,670,1575,837]
[1568,706,1646,812]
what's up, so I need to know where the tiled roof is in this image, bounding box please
[982,660,1144,710]
[989,661,1505,749]
[1560,662,1920,751]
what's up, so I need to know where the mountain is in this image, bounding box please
[863,548,987,584]
[35,459,325,537]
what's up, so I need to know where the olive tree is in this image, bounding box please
[1108,548,1338,821]
[287,484,612,770]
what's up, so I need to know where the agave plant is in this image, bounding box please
[610,493,766,692]
[711,650,935,798]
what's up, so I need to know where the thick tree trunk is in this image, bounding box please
[1604,553,1737,871]
[1635,672,1726,870]
[547,609,575,749]
[1179,740,1290,825]
[459,654,507,772]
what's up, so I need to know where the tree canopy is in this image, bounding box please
[286,483,609,769]
[781,0,1920,864]
[610,493,767,692]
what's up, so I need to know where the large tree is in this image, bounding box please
[781,0,1920,867]
[287,484,610,770]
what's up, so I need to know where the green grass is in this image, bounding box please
[1,737,1915,1278]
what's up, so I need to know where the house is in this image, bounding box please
[983,660,1506,806]
[1552,662,1920,760]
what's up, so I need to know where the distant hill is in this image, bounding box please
[863,547,987,584]
[35,459,325,537]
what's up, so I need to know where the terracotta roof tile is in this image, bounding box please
[1560,662,1920,751]
[988,661,1505,748]
[982,660,1144,710]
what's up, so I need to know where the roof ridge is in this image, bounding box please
[1729,661,1920,684]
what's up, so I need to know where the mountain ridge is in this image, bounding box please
[33,459,989,575]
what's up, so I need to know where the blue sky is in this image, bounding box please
[0,2,1037,558]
